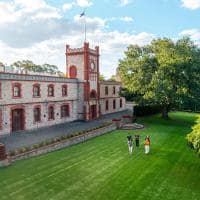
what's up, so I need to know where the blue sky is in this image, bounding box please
[0,0,200,78]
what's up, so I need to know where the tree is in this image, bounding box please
[11,60,64,76]
[99,74,106,81]
[118,37,200,118]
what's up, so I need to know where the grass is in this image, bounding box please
[0,112,200,200]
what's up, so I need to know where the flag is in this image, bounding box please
[80,11,85,17]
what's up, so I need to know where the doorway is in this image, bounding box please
[11,109,24,132]
[90,105,97,119]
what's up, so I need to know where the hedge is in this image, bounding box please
[186,116,200,156]
[133,105,162,117]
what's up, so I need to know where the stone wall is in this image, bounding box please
[4,124,116,165]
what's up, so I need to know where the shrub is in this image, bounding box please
[134,105,162,117]
[186,116,200,155]
[32,144,39,149]
[38,141,45,147]
[8,150,16,157]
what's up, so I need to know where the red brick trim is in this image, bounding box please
[48,104,55,120]
[10,105,26,132]
[32,83,41,98]
[62,84,68,96]
[69,65,77,78]
[47,84,55,97]
[60,103,70,118]
[12,82,22,99]
[33,105,41,123]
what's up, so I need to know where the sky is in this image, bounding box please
[0,0,200,78]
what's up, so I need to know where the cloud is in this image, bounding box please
[120,0,132,6]
[119,16,133,22]
[76,0,93,8]
[179,29,200,45]
[181,0,200,10]
[0,0,154,78]
[62,3,74,11]
[108,16,133,23]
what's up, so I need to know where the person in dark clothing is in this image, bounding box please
[127,135,133,155]
[135,134,140,147]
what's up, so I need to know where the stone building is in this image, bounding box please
[0,43,126,136]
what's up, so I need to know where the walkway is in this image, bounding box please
[0,110,131,151]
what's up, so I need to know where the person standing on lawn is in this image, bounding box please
[135,134,140,147]
[127,135,133,155]
[144,136,150,154]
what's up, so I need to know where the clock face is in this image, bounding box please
[90,62,95,71]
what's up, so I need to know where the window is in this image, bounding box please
[48,106,54,120]
[120,99,123,108]
[113,86,116,94]
[69,66,77,78]
[113,99,116,109]
[48,84,54,97]
[61,105,70,118]
[33,84,40,97]
[105,100,109,111]
[105,86,108,95]
[12,83,21,98]
[62,85,68,96]
[33,107,41,123]
[90,90,97,99]
[0,109,2,130]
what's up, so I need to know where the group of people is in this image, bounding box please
[127,134,151,155]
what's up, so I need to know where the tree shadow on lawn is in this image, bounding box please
[137,112,198,130]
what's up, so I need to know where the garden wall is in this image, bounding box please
[0,124,116,167]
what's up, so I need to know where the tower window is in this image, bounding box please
[69,66,77,78]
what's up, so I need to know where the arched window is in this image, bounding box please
[105,100,109,111]
[113,99,116,109]
[90,90,97,99]
[33,106,41,122]
[62,85,68,96]
[61,104,70,118]
[48,84,54,97]
[33,84,40,97]
[12,83,22,98]
[105,86,108,95]
[48,106,54,120]
[69,65,77,78]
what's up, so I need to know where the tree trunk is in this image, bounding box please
[162,105,169,119]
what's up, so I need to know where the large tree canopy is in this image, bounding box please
[118,37,200,118]
[11,60,64,77]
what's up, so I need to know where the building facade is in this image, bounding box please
[0,43,126,136]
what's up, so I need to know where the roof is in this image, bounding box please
[100,80,122,85]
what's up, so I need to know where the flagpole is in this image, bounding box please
[80,9,87,43]
[84,9,86,42]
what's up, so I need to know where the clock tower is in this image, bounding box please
[66,42,100,120]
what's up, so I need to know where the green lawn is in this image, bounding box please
[0,112,200,200]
